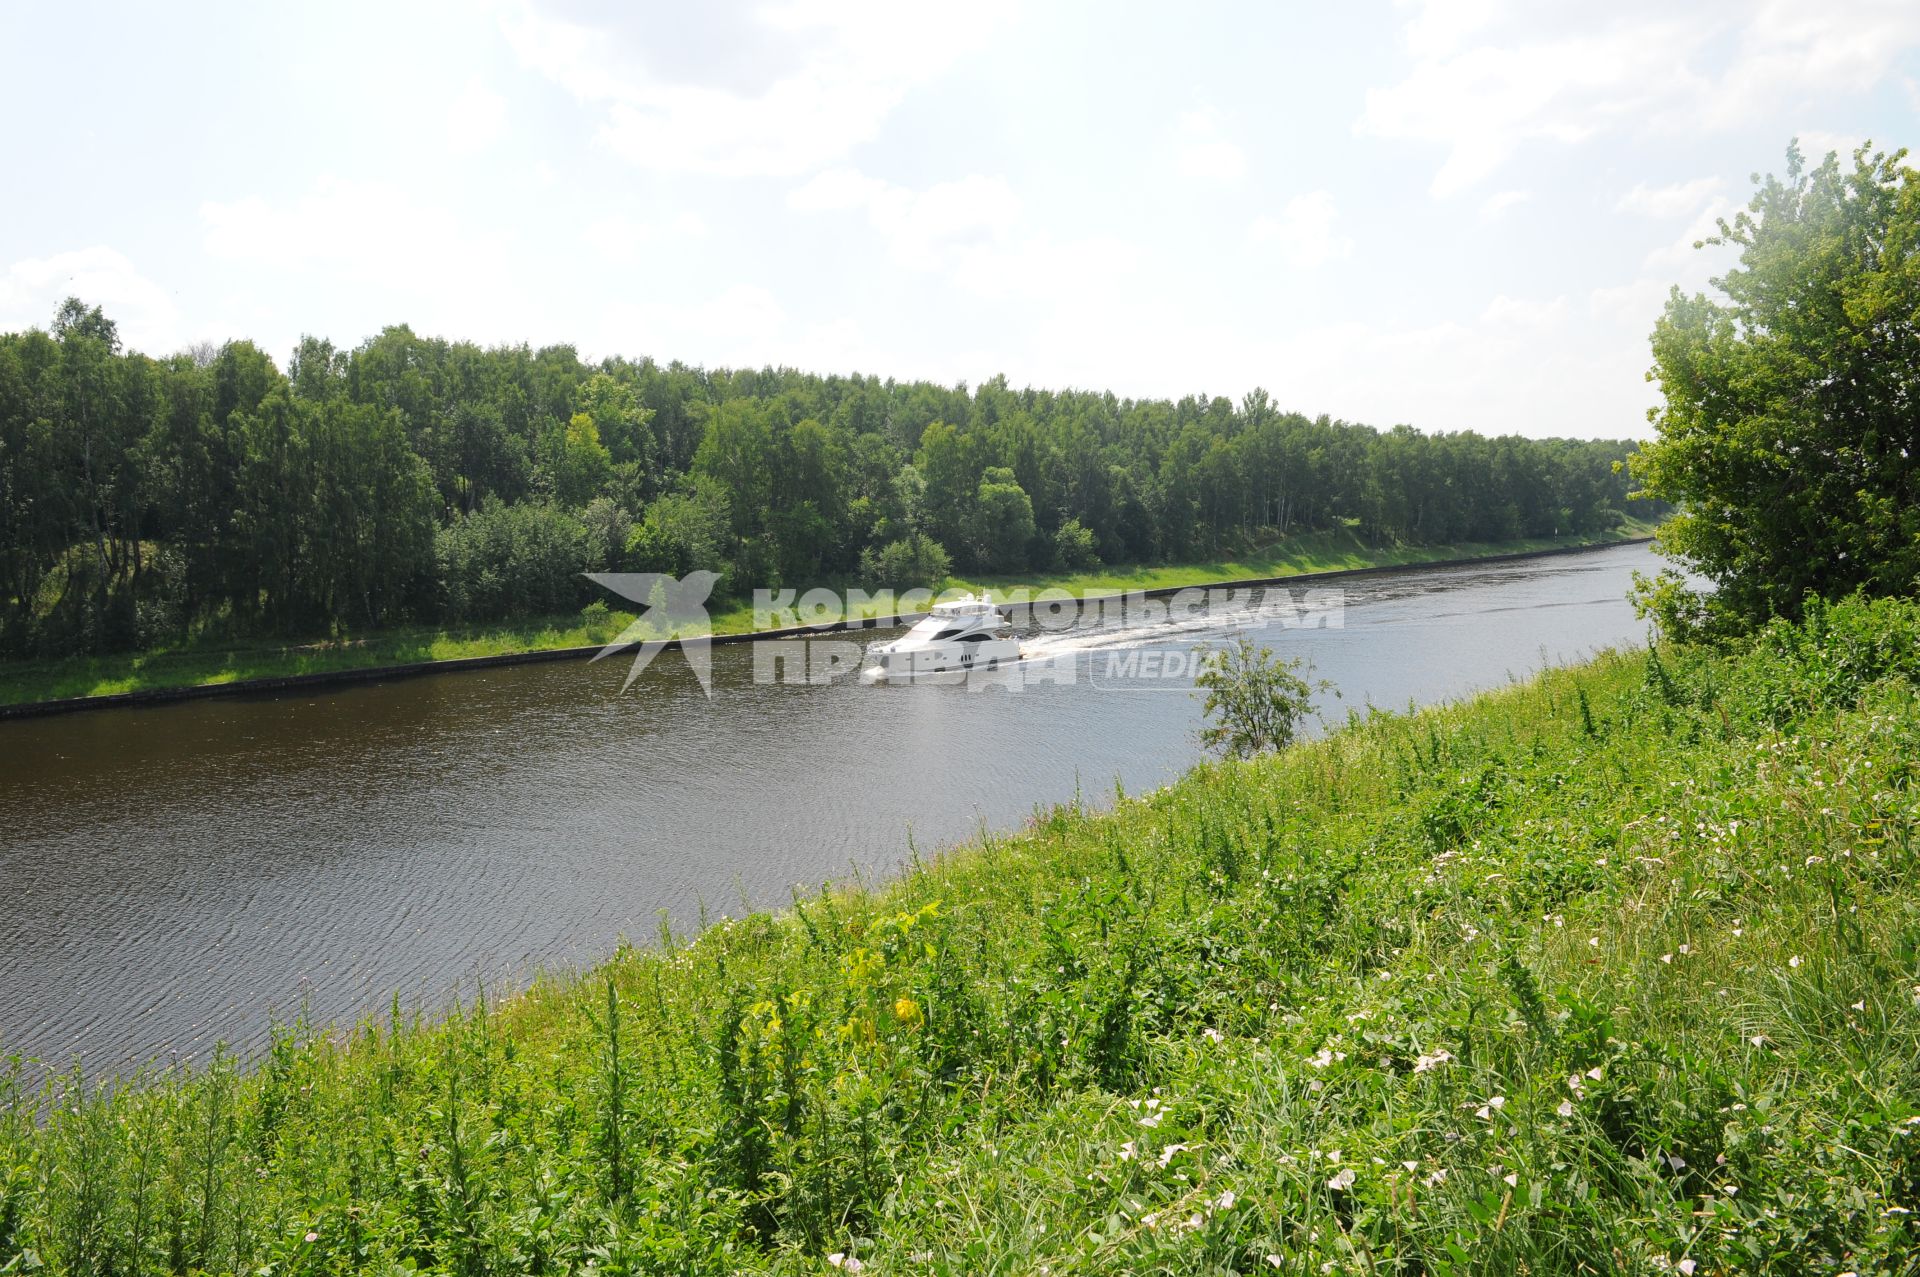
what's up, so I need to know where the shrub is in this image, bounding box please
[859,534,952,590]
[1053,517,1101,570]
[1195,637,1333,758]
[435,498,593,622]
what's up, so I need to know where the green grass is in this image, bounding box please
[4,589,1917,1275]
[0,615,640,707]
[0,521,1654,708]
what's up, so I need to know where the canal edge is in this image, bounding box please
[0,536,1653,721]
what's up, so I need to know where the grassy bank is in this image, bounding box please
[5,590,1917,1274]
[0,521,1653,708]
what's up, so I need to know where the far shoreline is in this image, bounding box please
[0,531,1653,721]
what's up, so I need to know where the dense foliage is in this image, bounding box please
[0,304,1646,658]
[1634,142,1920,630]
[4,594,1917,1273]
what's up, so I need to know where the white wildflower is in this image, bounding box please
[1327,1168,1356,1191]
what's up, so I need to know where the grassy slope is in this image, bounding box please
[0,521,1655,707]
[5,592,1917,1275]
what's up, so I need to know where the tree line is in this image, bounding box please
[0,299,1650,657]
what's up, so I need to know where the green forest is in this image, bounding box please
[0,306,1646,660]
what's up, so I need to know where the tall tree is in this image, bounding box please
[1632,142,1920,628]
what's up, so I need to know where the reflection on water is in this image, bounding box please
[0,543,1657,1074]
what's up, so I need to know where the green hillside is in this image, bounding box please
[4,593,1917,1274]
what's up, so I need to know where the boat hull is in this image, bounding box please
[863,636,1023,681]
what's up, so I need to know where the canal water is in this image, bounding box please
[1,542,1659,1075]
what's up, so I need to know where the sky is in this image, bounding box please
[3,0,1918,441]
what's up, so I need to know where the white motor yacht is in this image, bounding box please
[864,595,1021,680]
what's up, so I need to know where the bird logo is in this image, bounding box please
[584,570,723,696]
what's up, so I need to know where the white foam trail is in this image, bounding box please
[1013,591,1304,660]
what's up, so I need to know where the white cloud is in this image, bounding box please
[1641,196,1739,276]
[446,76,508,154]
[1360,1,1920,197]
[1584,183,1743,347]
[1249,191,1354,268]
[877,176,1023,271]
[1173,107,1248,182]
[1589,277,1672,329]
[1358,13,1700,197]
[1706,1,1920,130]
[1616,177,1724,217]
[951,233,1140,301]
[502,1,1014,177]
[581,216,652,266]
[581,212,708,265]
[1481,293,1566,327]
[590,285,995,377]
[788,166,1138,303]
[0,247,182,353]
[789,168,1034,274]
[1401,0,1503,60]
[1479,188,1531,219]
[1179,139,1249,182]
[991,286,1657,438]
[201,178,508,281]
[1795,129,1867,162]
[787,166,894,214]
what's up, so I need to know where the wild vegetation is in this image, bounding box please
[1194,638,1331,760]
[4,592,1917,1274]
[0,304,1647,665]
[1633,140,1920,633]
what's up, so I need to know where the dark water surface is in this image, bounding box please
[1,542,1658,1074]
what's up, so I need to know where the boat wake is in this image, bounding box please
[1010,587,1324,663]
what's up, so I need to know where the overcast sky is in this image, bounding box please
[4,0,1917,439]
